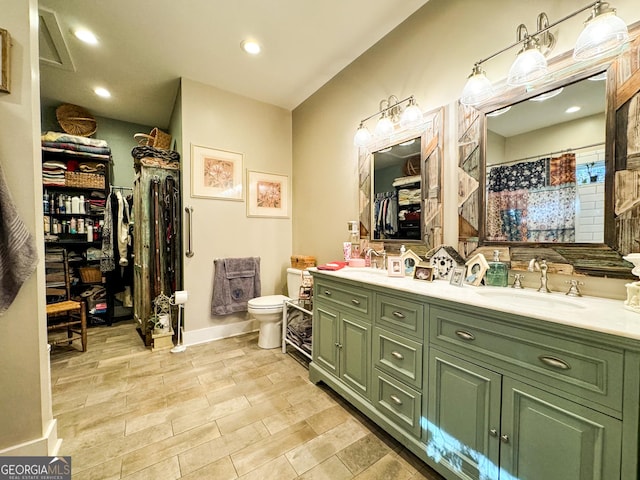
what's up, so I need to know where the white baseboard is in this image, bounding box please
[0,419,59,456]
[183,319,258,346]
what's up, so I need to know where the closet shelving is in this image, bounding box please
[42,142,111,325]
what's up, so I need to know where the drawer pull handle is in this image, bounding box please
[392,311,406,318]
[391,351,404,360]
[538,355,571,370]
[500,434,510,444]
[324,290,332,296]
[390,394,403,405]
[351,299,361,305]
[489,428,498,437]
[455,330,476,341]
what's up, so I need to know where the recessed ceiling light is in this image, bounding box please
[241,40,261,55]
[74,29,98,45]
[399,139,415,146]
[94,87,111,98]
[529,87,564,102]
[487,106,512,117]
[565,106,581,113]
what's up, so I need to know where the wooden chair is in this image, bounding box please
[45,248,87,352]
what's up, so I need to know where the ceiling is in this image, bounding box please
[38,0,430,128]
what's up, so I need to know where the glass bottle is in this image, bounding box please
[485,249,509,287]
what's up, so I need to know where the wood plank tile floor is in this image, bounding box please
[50,320,445,480]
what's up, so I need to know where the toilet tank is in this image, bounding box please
[286,267,304,298]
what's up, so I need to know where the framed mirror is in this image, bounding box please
[457,23,640,278]
[359,106,444,254]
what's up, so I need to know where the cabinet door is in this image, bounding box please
[340,312,371,399]
[427,348,502,480]
[500,377,622,480]
[313,304,339,376]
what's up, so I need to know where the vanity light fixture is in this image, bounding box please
[353,95,422,147]
[460,1,628,106]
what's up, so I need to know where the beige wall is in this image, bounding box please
[179,78,292,343]
[0,0,58,454]
[292,0,640,299]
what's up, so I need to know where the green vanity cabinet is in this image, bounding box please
[310,271,639,480]
[428,347,622,480]
[312,278,372,399]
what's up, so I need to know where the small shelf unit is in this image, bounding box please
[282,298,313,360]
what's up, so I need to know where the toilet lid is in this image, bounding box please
[248,294,290,309]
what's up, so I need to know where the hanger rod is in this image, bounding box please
[492,141,605,166]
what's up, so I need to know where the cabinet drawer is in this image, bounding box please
[315,279,371,317]
[373,327,423,389]
[372,369,422,438]
[430,306,624,414]
[375,293,425,339]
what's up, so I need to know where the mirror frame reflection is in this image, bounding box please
[458,23,640,278]
[358,106,445,254]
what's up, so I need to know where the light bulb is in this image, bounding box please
[460,65,493,106]
[374,115,394,139]
[400,99,423,128]
[353,124,372,147]
[507,40,548,86]
[573,6,629,60]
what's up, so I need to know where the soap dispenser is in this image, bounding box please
[485,250,508,287]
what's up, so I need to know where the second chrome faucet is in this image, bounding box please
[528,258,551,293]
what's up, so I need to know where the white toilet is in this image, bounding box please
[248,267,304,349]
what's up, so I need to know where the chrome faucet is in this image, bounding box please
[365,248,386,270]
[528,258,551,293]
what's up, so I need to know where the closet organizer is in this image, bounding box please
[131,146,182,346]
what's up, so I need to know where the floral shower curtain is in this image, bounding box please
[486,153,576,242]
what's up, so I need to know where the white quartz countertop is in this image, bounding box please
[312,267,640,342]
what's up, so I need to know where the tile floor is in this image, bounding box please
[49,320,445,480]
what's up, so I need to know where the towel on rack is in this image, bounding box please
[0,164,38,315]
[211,257,261,315]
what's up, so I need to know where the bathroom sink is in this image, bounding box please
[474,289,587,311]
[338,267,389,276]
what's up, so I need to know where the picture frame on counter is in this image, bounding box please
[414,263,435,282]
[449,266,465,286]
[464,253,489,286]
[387,256,404,277]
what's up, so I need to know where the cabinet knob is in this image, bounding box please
[351,299,360,305]
[489,428,498,437]
[392,311,406,318]
[455,329,476,341]
[538,355,571,370]
[324,290,332,296]
[390,394,403,405]
[500,434,510,443]
[391,351,404,360]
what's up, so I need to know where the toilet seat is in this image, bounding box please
[248,294,290,314]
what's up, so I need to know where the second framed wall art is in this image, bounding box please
[247,170,289,218]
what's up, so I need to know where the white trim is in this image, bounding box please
[0,419,60,456]
[183,319,258,346]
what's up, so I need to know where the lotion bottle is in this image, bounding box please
[485,249,509,287]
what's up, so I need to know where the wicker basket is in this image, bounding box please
[56,104,97,137]
[291,255,316,269]
[65,171,105,189]
[79,267,102,284]
[133,127,172,150]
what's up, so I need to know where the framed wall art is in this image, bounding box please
[464,253,489,286]
[1,28,11,93]
[191,144,243,200]
[247,170,289,218]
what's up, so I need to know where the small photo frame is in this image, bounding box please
[247,170,289,218]
[414,263,435,282]
[464,253,489,286]
[191,144,243,200]
[0,28,10,94]
[387,256,404,277]
[449,266,465,286]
